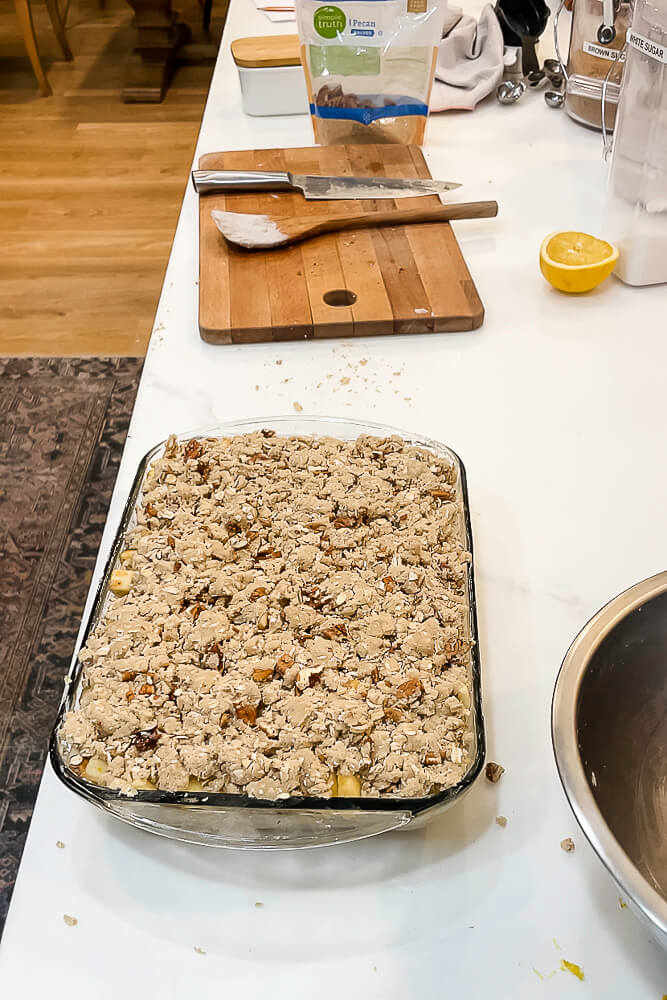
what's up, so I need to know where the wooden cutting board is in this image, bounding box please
[198,144,484,344]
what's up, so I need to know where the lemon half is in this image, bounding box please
[540,231,619,293]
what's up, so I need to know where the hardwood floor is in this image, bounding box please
[0,0,225,356]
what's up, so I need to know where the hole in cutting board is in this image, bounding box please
[323,289,357,307]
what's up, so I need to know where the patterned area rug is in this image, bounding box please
[0,358,142,935]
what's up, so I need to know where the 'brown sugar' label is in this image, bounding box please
[583,40,626,61]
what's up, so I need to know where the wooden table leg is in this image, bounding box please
[122,0,192,103]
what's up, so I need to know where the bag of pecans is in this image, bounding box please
[296,0,448,144]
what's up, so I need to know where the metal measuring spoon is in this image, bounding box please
[545,89,565,107]
[496,79,527,104]
[527,69,548,88]
[543,58,562,78]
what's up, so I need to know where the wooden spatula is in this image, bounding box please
[211,201,498,250]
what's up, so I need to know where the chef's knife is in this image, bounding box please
[191,169,461,200]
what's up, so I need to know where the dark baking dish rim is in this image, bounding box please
[50,417,485,818]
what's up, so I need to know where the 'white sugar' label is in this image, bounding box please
[583,40,626,61]
[628,30,667,63]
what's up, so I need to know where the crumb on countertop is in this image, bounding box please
[56,840,65,849]
[560,837,575,853]
[495,815,507,828]
[63,915,78,927]
[485,761,505,783]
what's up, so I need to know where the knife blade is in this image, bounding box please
[191,169,461,200]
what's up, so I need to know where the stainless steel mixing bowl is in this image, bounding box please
[552,571,667,949]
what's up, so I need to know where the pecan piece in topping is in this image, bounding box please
[138,683,154,696]
[196,460,210,479]
[184,439,204,460]
[429,488,455,501]
[332,515,356,529]
[250,587,268,601]
[252,668,274,683]
[275,653,294,676]
[145,501,158,518]
[394,678,423,701]
[237,705,258,725]
[384,707,402,723]
[257,547,281,560]
[320,623,347,640]
[208,641,226,671]
[382,576,396,593]
[167,535,175,549]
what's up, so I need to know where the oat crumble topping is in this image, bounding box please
[60,432,474,800]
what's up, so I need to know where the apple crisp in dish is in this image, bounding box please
[60,431,475,800]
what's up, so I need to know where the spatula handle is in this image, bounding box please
[329,201,499,231]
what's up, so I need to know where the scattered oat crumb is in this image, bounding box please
[63,915,78,927]
[326,373,333,379]
[316,382,322,389]
[194,946,206,955]
[560,960,584,981]
[495,815,507,828]
[254,902,264,909]
[56,840,65,849]
[393,371,402,376]
[255,385,259,391]
[403,397,412,403]
[359,358,368,366]
[340,376,350,385]
[619,897,628,909]
[532,966,544,981]
[276,360,283,365]
[485,762,505,783]
[281,378,291,384]
[560,838,575,853]
[292,401,303,412]
[552,937,562,950]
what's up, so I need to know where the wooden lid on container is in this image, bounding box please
[231,35,302,68]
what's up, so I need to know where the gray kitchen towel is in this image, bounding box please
[431,4,505,111]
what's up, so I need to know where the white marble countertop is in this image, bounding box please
[2,2,666,995]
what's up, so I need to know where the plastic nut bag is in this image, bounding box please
[296,0,448,144]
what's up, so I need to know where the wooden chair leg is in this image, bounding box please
[13,0,52,96]
[202,0,213,33]
[44,0,73,60]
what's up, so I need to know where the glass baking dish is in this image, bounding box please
[50,416,485,849]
